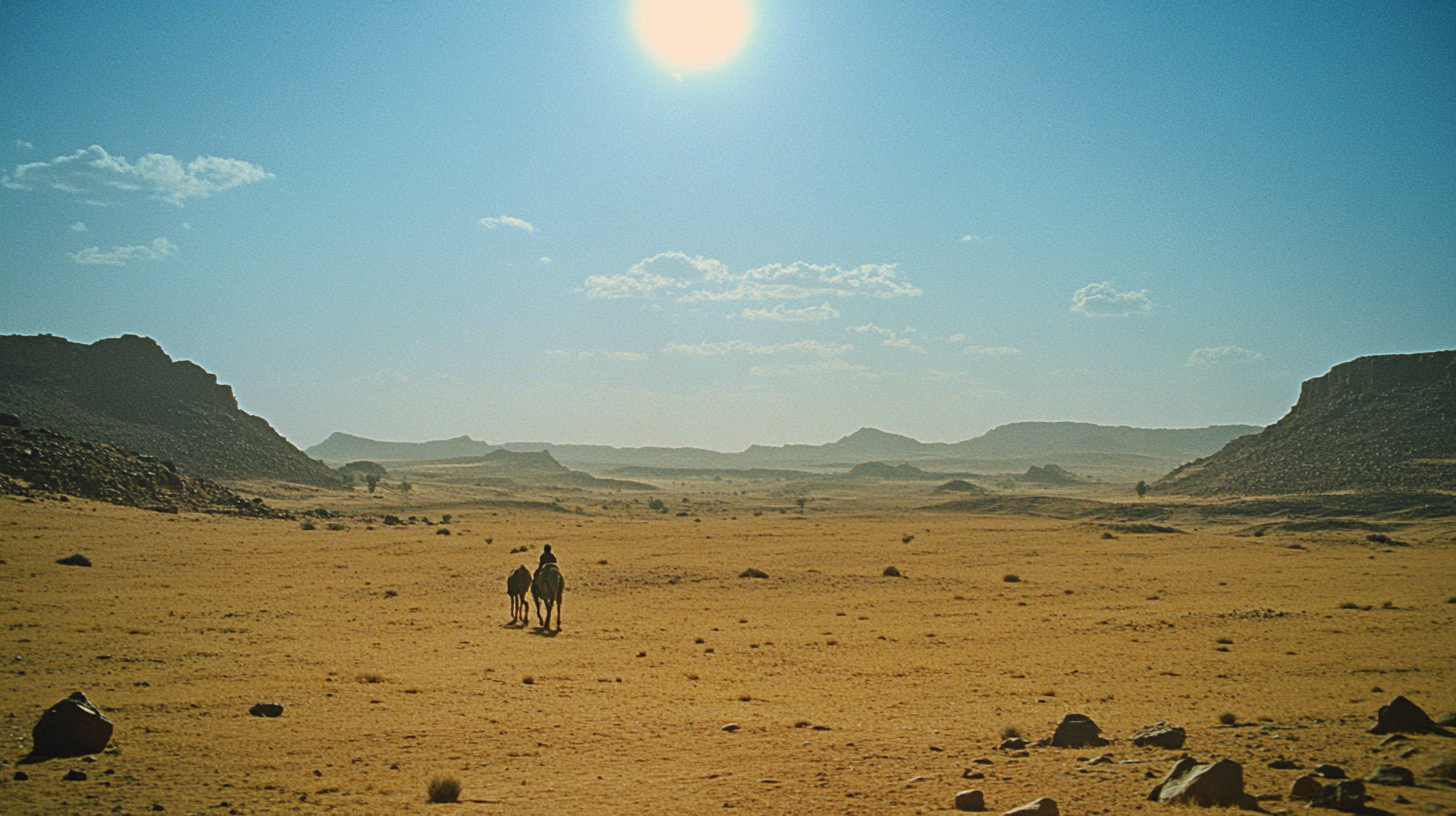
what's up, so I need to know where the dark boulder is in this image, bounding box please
[1312,779,1368,812]
[31,692,113,757]
[739,568,769,579]
[1369,695,1437,734]
[1051,714,1107,748]
[1131,723,1186,749]
[0,412,21,428]
[883,566,902,577]
[1365,764,1414,786]
[56,553,92,567]
[248,703,284,718]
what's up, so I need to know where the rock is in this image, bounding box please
[1151,757,1245,807]
[739,568,768,579]
[998,737,1027,750]
[1268,759,1301,770]
[1378,733,1409,745]
[13,770,28,781]
[56,553,92,567]
[883,566,902,577]
[1365,764,1414,786]
[1131,723,1186,749]
[63,769,88,781]
[954,789,986,811]
[31,692,113,757]
[1289,775,1322,801]
[0,412,21,427]
[1394,794,1412,804]
[1312,779,1367,812]
[1051,713,1107,748]
[963,770,985,780]
[1436,711,1456,727]
[720,723,740,732]
[435,527,451,535]
[383,514,401,525]
[1369,695,1437,734]
[1397,746,1421,760]
[1314,763,1346,779]
[248,702,284,718]
[1001,797,1058,816]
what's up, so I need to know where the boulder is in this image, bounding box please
[954,789,986,811]
[883,566,902,577]
[1289,775,1323,801]
[1369,695,1436,734]
[1314,763,1347,779]
[56,553,92,567]
[1312,779,1367,812]
[1150,757,1245,807]
[739,568,768,579]
[1365,764,1414,786]
[1001,798,1058,816]
[1050,713,1107,748]
[31,692,113,757]
[63,769,88,781]
[998,737,1027,750]
[248,703,284,718]
[1130,723,1186,749]
[0,412,21,427]
[1267,759,1301,770]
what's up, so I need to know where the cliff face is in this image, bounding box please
[0,334,339,487]
[1156,350,1456,495]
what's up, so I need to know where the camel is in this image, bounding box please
[506,565,531,625]
[531,563,564,630]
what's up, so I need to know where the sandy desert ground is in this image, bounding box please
[2,482,1455,816]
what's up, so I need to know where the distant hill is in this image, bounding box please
[389,449,656,492]
[308,432,493,463]
[847,461,943,480]
[948,422,1259,462]
[1156,350,1456,495]
[1017,464,1086,485]
[0,334,339,487]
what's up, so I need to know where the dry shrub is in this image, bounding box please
[299,520,316,531]
[427,776,461,803]
[1218,712,1237,725]
[357,672,386,684]
[326,522,347,531]
[999,725,1023,740]
[1003,574,1021,583]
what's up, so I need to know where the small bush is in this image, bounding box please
[326,522,347,531]
[1218,712,1237,725]
[358,672,386,684]
[902,534,914,544]
[1101,532,1115,539]
[441,514,452,524]
[1003,574,1021,583]
[383,589,398,598]
[999,725,1023,740]
[426,776,461,804]
[522,676,534,685]
[299,520,316,531]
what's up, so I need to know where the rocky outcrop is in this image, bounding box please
[1157,350,1455,495]
[31,692,113,757]
[0,334,338,486]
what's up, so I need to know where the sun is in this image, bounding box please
[632,0,754,72]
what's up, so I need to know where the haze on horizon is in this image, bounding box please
[2,2,1452,452]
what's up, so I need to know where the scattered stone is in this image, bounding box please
[435,527,451,535]
[963,770,985,780]
[1150,757,1246,807]
[1001,797,1058,816]
[63,769,88,781]
[972,758,994,765]
[1378,733,1409,745]
[1267,759,1302,770]
[1288,775,1322,801]
[383,515,401,525]
[1365,764,1415,786]
[248,703,284,718]
[1131,723,1186,750]
[739,568,768,579]
[1370,695,1438,734]
[1314,763,1346,779]
[1086,755,1114,765]
[883,566,902,577]
[1312,779,1367,812]
[999,737,1027,750]
[1393,794,1412,804]
[55,553,92,567]
[1051,714,1107,748]
[31,691,113,757]
[954,789,986,811]
[1397,746,1421,760]
[13,770,28,781]
[721,723,740,732]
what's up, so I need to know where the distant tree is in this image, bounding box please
[1135,480,1148,498]
[796,497,808,509]
[339,470,357,490]
[648,498,665,512]
[365,474,380,493]
[398,478,413,495]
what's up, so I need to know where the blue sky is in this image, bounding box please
[3,1,1453,450]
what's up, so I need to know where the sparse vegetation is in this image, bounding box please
[999,725,1023,740]
[902,534,914,544]
[299,520,316,531]
[796,497,808,509]
[1003,574,1021,583]
[357,672,386,684]
[426,776,461,804]
[441,513,452,523]
[1135,480,1148,497]
[326,522,346,531]
[365,474,379,492]
[1218,712,1237,725]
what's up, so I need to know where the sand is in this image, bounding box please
[2,485,1454,815]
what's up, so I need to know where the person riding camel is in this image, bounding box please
[537,544,557,571]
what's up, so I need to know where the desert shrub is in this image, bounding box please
[1448,596,1456,604]
[383,589,398,598]
[426,776,461,804]
[441,514,452,524]
[1101,532,1115,539]
[999,725,1023,740]
[1216,638,1233,644]
[1218,712,1237,725]
[1003,574,1021,583]
[299,520,316,531]
[522,676,534,685]
[1367,533,1392,544]
[326,522,346,531]
[902,534,915,544]
[1425,753,1456,781]
[357,672,386,684]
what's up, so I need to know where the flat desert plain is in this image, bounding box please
[3,486,1455,816]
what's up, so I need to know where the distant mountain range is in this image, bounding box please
[309,422,1260,482]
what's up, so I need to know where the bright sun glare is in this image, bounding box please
[632,0,754,72]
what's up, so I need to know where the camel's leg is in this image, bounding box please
[535,596,544,627]
[555,591,562,629]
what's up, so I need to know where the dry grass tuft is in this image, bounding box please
[357,672,386,684]
[426,776,461,803]
[999,725,1023,740]
[1003,574,1021,583]
[1218,712,1237,725]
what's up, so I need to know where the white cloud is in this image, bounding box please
[581,253,921,302]
[948,333,966,343]
[16,140,34,151]
[540,257,551,264]
[963,345,1019,356]
[479,215,534,233]
[1070,282,1152,317]
[4,145,271,205]
[548,349,648,362]
[664,339,851,358]
[738,302,840,323]
[960,235,991,242]
[847,323,926,353]
[1187,346,1263,366]
[68,237,177,266]
[70,222,87,232]
[749,360,875,379]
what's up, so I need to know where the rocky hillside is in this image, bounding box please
[1156,350,1455,495]
[0,334,339,487]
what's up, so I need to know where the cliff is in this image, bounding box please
[0,334,339,487]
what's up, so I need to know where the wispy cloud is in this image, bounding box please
[16,140,34,151]
[547,350,648,362]
[1187,346,1263,366]
[749,360,875,379]
[4,145,271,205]
[479,215,534,233]
[70,222,87,232]
[738,303,840,323]
[847,323,925,353]
[1070,282,1152,317]
[581,252,921,302]
[664,339,852,358]
[68,237,177,266]
[960,235,991,242]
[540,256,552,264]
[963,345,1019,356]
